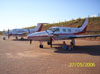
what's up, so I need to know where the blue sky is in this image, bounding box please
[0,0,100,31]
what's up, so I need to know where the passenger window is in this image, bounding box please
[62,29,66,32]
[68,29,71,32]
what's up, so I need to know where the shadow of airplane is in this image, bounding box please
[12,39,30,41]
[53,44,100,56]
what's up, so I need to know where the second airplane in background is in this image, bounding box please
[3,23,47,40]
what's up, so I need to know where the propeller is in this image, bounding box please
[45,28,57,37]
[3,29,5,35]
[7,29,10,39]
[45,29,57,48]
[49,37,53,48]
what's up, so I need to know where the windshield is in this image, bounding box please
[48,28,59,32]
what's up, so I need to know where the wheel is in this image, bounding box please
[71,39,75,46]
[47,41,50,45]
[21,37,24,40]
[16,36,18,39]
[3,37,6,40]
[39,45,43,48]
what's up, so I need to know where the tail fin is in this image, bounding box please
[34,23,48,32]
[35,23,43,32]
[79,18,88,32]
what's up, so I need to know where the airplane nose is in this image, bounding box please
[28,33,37,39]
[28,34,33,39]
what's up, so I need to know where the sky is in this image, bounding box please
[0,0,100,31]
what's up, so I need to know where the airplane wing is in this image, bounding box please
[16,32,28,35]
[69,34,100,39]
[17,33,24,35]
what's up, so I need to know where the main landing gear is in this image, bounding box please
[71,39,75,47]
[47,41,52,48]
[21,37,24,40]
[39,37,53,48]
[15,36,18,39]
[8,35,10,39]
[47,41,50,45]
[30,39,32,44]
[39,41,43,48]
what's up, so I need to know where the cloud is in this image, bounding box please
[90,14,97,17]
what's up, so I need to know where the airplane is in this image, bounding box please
[28,18,100,48]
[3,23,47,40]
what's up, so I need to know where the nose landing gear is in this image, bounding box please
[39,45,43,48]
[39,41,43,48]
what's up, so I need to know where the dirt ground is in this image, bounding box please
[0,35,100,74]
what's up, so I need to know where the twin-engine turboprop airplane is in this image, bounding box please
[3,23,47,40]
[28,18,100,48]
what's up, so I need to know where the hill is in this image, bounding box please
[42,17,100,32]
[25,16,100,40]
[25,17,100,33]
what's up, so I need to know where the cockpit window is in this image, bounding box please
[48,28,60,32]
[55,28,60,32]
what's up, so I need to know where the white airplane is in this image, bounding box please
[3,23,47,40]
[28,18,100,48]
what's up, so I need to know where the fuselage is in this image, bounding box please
[3,23,45,38]
[28,26,85,41]
[6,28,33,37]
[28,18,88,41]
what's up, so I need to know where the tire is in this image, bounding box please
[21,37,24,40]
[39,45,43,48]
[47,42,50,45]
[3,37,6,40]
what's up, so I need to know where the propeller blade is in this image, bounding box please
[45,30,54,37]
[49,37,53,48]
[8,29,10,39]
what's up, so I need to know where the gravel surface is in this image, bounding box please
[0,36,100,74]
